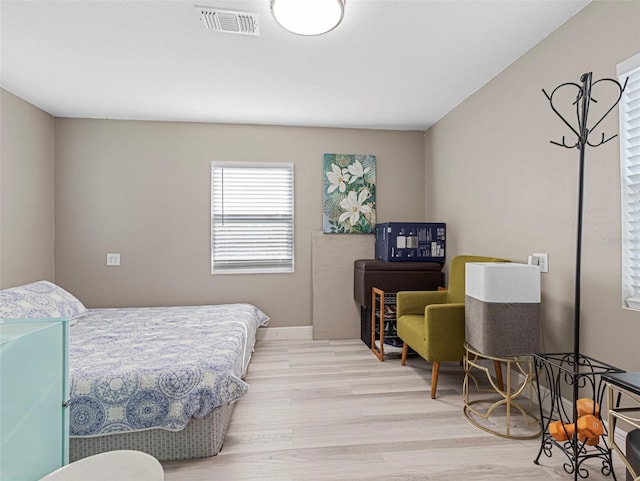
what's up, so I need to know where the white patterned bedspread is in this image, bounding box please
[68,303,269,437]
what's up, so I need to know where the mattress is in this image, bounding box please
[68,303,269,438]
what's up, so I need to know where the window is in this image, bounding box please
[619,52,640,307]
[211,162,294,274]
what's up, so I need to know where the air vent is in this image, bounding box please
[197,6,259,36]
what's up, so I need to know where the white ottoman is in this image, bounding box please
[39,450,163,481]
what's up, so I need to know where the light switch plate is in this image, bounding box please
[532,252,548,273]
[106,253,121,266]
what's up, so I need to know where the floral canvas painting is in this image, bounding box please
[323,153,376,234]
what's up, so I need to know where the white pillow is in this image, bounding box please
[0,280,88,320]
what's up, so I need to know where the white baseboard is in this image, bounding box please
[256,326,313,341]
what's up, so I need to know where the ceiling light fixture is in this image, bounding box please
[270,0,345,36]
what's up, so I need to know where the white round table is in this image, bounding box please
[39,450,164,481]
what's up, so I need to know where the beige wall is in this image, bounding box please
[425,0,640,371]
[54,119,425,329]
[0,88,55,288]
[10,0,635,351]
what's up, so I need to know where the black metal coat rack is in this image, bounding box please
[543,71,627,363]
[533,72,628,480]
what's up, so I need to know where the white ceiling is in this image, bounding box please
[0,0,590,131]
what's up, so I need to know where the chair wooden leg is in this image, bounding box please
[401,342,408,366]
[430,361,440,399]
[494,360,504,391]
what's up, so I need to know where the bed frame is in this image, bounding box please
[69,401,234,462]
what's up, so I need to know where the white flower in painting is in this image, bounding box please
[339,189,373,226]
[326,163,351,193]
[347,159,370,183]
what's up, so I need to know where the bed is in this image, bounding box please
[0,281,269,462]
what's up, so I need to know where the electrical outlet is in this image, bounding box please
[106,253,121,266]
[533,252,548,273]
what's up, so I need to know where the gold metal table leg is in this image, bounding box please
[463,343,541,440]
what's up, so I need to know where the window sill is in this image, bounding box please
[623,298,640,311]
[211,268,294,275]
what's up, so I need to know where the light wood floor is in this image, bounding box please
[163,339,625,480]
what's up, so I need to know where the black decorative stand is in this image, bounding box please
[533,72,627,479]
[534,353,624,479]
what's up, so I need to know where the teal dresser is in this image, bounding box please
[0,319,69,481]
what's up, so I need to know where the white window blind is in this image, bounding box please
[619,53,640,306]
[211,162,294,274]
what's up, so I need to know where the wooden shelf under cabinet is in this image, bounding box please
[371,287,403,361]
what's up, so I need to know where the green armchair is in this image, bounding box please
[396,255,510,399]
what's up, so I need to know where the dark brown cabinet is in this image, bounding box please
[353,259,444,355]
